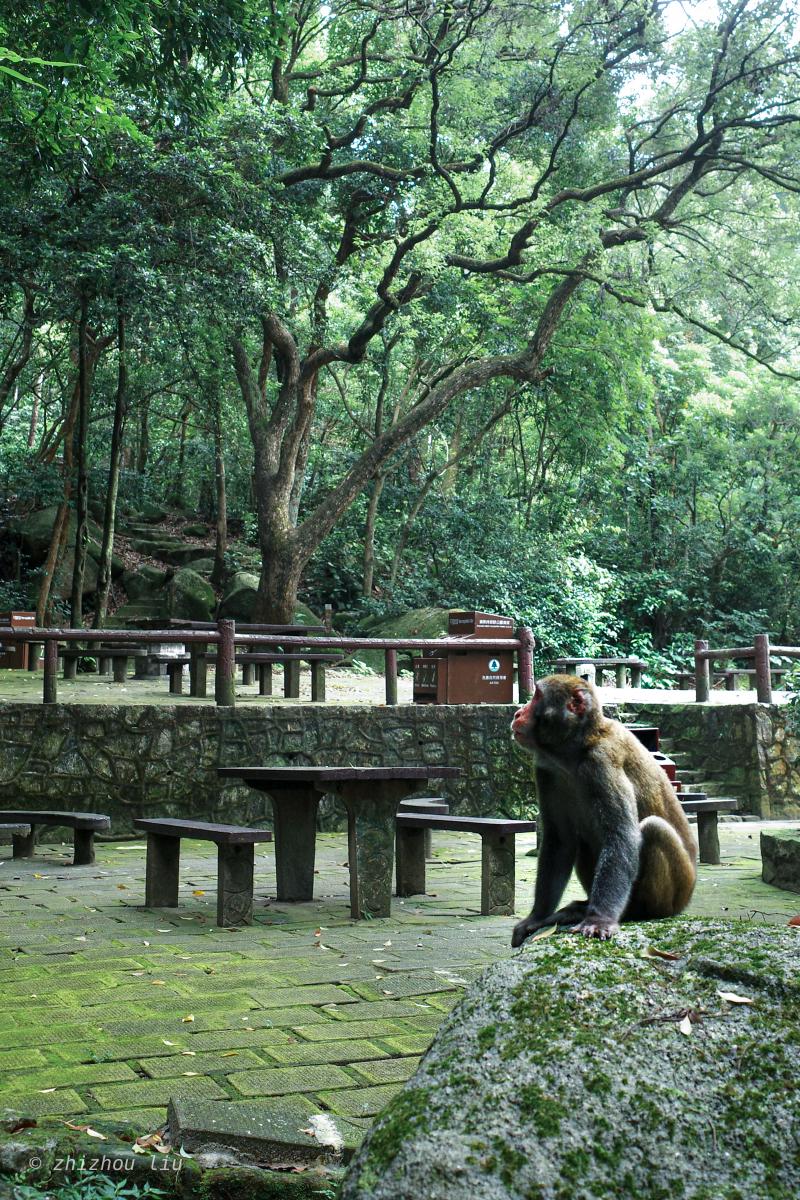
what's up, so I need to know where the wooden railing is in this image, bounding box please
[694,634,800,703]
[0,621,535,708]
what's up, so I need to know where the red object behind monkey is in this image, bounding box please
[510,674,696,944]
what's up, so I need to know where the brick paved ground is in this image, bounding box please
[1,823,797,1150]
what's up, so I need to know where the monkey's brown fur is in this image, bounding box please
[510,674,696,944]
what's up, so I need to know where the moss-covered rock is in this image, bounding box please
[761,829,800,893]
[217,573,319,626]
[169,568,215,621]
[353,608,449,671]
[342,920,800,1200]
[218,571,260,621]
[122,564,170,601]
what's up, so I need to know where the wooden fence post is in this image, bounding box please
[385,649,398,705]
[694,639,710,702]
[215,619,236,707]
[754,634,772,703]
[517,626,535,702]
[43,637,58,704]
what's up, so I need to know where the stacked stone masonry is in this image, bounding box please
[0,700,797,831]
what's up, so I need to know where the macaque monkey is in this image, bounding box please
[510,675,696,945]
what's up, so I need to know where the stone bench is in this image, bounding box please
[395,814,537,916]
[760,829,800,894]
[133,817,273,927]
[679,794,738,865]
[398,796,449,858]
[61,645,148,682]
[0,809,111,864]
[0,822,31,851]
[228,652,343,701]
[146,654,192,694]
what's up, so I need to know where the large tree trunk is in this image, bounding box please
[70,295,90,625]
[93,307,128,628]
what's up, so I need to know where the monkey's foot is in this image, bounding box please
[571,916,619,940]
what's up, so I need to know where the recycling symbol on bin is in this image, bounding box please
[488,658,501,672]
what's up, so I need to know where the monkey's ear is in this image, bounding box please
[567,688,589,716]
[531,684,543,705]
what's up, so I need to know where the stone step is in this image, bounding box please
[691,781,733,797]
[675,769,704,783]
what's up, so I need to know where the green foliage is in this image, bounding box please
[11,1170,166,1199]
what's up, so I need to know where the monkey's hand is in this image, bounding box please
[571,915,619,940]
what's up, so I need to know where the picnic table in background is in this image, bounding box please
[217,765,461,919]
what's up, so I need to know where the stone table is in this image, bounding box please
[217,765,461,919]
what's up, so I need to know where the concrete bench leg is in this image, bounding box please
[284,660,301,699]
[145,833,180,908]
[63,657,78,681]
[341,789,405,919]
[190,646,207,698]
[258,663,273,696]
[311,661,326,702]
[73,829,95,866]
[168,664,184,695]
[98,655,112,675]
[481,831,516,915]
[217,843,255,926]
[696,812,720,865]
[270,793,318,901]
[112,656,128,683]
[242,662,256,686]
[396,826,426,896]
[12,825,36,858]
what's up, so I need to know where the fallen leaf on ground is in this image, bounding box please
[64,1123,107,1140]
[181,1014,195,1023]
[116,884,128,891]
[718,991,754,1005]
[192,890,205,896]
[679,1015,693,1036]
[645,946,680,961]
[220,1051,238,1057]
[789,915,800,927]
[6,1119,36,1133]
[162,1039,176,1046]
[182,1071,199,1076]
[38,1088,56,1094]
[181,1051,196,1056]
[530,925,557,941]
[151,980,166,987]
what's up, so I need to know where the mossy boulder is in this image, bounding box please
[217,573,322,626]
[15,506,103,562]
[218,571,260,620]
[761,829,800,893]
[182,522,209,537]
[169,567,215,621]
[342,920,800,1200]
[352,607,449,671]
[122,563,169,601]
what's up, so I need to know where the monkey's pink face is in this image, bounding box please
[510,687,542,750]
[511,681,590,752]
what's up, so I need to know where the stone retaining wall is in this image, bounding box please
[624,702,800,819]
[1,700,796,831]
[0,703,534,833]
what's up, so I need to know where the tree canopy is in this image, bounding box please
[1,0,800,669]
